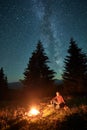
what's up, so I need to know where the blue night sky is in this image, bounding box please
[0,0,87,82]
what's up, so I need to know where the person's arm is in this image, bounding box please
[61,96,65,103]
[50,96,56,103]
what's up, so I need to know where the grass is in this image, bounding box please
[0,96,87,130]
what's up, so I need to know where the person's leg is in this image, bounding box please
[59,103,69,110]
[52,100,59,108]
[55,104,60,109]
[60,103,65,108]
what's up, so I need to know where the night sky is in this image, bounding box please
[0,0,87,83]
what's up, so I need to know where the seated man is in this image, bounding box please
[51,92,66,109]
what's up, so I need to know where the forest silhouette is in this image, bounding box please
[0,38,87,100]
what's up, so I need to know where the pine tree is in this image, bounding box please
[62,38,87,94]
[21,41,55,96]
[0,67,8,99]
[0,67,8,88]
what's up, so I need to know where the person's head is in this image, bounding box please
[56,92,60,96]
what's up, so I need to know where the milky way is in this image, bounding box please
[31,0,65,77]
[0,0,87,82]
[31,0,87,78]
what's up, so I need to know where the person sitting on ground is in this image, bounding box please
[50,91,66,109]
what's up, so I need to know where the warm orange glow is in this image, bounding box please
[28,107,40,116]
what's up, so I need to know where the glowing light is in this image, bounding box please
[28,107,40,116]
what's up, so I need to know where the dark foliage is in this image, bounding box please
[21,41,55,97]
[0,67,8,99]
[62,38,87,95]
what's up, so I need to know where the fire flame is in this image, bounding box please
[28,107,40,116]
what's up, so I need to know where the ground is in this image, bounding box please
[0,96,87,130]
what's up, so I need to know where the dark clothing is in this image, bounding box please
[59,103,66,108]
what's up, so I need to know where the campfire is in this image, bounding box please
[28,107,40,116]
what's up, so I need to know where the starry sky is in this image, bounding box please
[0,0,87,83]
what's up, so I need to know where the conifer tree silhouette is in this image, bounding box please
[21,41,55,96]
[62,38,87,94]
